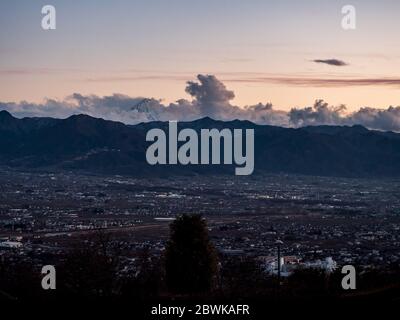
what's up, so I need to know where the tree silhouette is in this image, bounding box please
[165,214,217,294]
[119,247,164,300]
[58,232,118,297]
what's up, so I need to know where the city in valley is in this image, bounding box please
[1,168,399,279]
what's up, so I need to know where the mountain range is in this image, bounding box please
[1,110,400,178]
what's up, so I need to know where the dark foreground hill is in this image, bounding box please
[1,110,400,178]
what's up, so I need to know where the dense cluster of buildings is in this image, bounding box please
[1,169,400,274]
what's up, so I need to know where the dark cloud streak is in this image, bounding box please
[313,59,348,66]
[227,77,400,88]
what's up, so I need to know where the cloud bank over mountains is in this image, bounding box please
[1,74,400,131]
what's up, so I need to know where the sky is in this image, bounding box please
[1,0,400,129]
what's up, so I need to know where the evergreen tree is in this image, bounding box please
[165,214,217,294]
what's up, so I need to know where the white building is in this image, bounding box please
[0,241,23,249]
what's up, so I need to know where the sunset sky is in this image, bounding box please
[1,0,400,112]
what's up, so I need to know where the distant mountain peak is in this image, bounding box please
[1,111,400,178]
[66,113,96,121]
[194,116,215,122]
[0,110,13,119]
[351,124,369,131]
